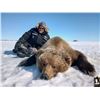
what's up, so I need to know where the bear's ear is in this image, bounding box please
[61,52,72,66]
[37,49,44,57]
[59,64,69,72]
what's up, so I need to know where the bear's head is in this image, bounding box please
[36,49,71,80]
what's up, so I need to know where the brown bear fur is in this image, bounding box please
[19,36,96,80]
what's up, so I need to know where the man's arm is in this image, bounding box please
[13,29,33,51]
[36,33,50,47]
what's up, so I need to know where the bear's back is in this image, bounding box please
[43,36,72,52]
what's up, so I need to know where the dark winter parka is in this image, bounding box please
[13,28,50,54]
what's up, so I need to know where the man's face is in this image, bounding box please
[38,25,45,34]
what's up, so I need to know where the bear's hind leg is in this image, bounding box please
[75,50,96,76]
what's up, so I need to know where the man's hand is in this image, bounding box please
[29,47,38,55]
[32,48,38,53]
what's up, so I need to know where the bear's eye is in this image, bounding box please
[52,65,56,68]
[43,63,48,67]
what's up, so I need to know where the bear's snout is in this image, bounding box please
[40,73,49,80]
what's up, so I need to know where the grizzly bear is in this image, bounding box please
[19,36,96,80]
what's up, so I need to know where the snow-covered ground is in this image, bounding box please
[0,40,100,87]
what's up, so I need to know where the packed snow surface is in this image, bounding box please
[0,41,100,87]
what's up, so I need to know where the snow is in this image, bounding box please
[0,41,100,87]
